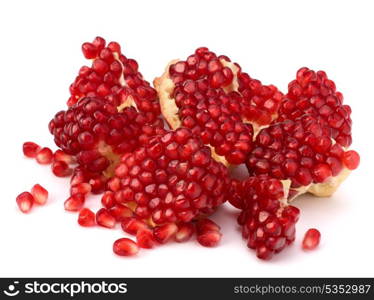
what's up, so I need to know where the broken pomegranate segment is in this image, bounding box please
[230,175,299,260]
[155,48,284,166]
[68,37,161,124]
[302,228,321,250]
[49,97,163,178]
[31,184,48,205]
[109,128,230,226]
[276,67,352,147]
[16,192,34,213]
[247,115,359,199]
[113,238,139,256]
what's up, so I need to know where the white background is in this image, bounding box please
[0,0,373,277]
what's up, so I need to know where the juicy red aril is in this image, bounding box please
[96,208,116,228]
[197,230,222,247]
[136,229,155,249]
[153,223,178,244]
[78,208,96,227]
[121,217,148,235]
[175,223,195,243]
[101,191,115,209]
[196,218,220,234]
[35,147,53,164]
[109,205,133,222]
[54,149,75,164]
[52,161,72,177]
[70,183,91,195]
[31,184,48,205]
[23,142,41,158]
[113,238,139,256]
[302,228,321,250]
[16,192,34,213]
[64,194,85,211]
[342,150,360,170]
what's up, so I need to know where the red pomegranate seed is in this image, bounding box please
[101,191,115,209]
[64,194,85,211]
[121,217,148,235]
[16,192,34,213]
[312,163,332,183]
[52,160,72,177]
[96,208,116,228]
[35,147,53,164]
[81,42,98,59]
[70,183,91,195]
[196,218,220,234]
[54,149,75,164]
[342,150,360,170]
[256,244,274,260]
[109,205,133,222]
[175,223,195,243]
[31,184,48,205]
[78,208,96,227]
[302,228,321,250]
[23,142,40,158]
[153,223,178,244]
[197,230,222,247]
[113,238,139,256]
[136,229,155,249]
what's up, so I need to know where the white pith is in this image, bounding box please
[154,58,354,203]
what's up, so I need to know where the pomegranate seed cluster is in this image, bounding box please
[18,37,360,260]
[155,47,284,165]
[109,128,230,225]
[276,67,352,147]
[247,115,358,199]
[230,176,300,260]
[49,97,163,174]
[68,37,160,124]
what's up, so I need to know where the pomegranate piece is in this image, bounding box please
[155,47,284,165]
[153,223,178,244]
[277,67,352,147]
[78,208,96,227]
[110,128,230,226]
[67,36,160,123]
[49,97,163,177]
[113,238,139,256]
[96,208,116,228]
[121,217,148,235]
[136,229,156,249]
[229,175,300,260]
[302,228,321,250]
[31,184,48,205]
[16,192,34,213]
[247,115,360,199]
[175,223,195,243]
[35,147,53,164]
[54,149,75,164]
[52,160,73,177]
[23,142,41,158]
[197,230,222,247]
[64,194,85,211]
